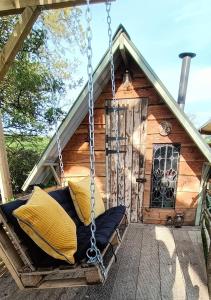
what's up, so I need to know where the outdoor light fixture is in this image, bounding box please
[123,70,132,89]
[174,213,184,228]
[166,216,174,226]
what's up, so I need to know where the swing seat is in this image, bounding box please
[0,187,128,289]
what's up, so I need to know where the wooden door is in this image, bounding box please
[105,98,148,222]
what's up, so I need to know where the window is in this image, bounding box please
[150,144,180,208]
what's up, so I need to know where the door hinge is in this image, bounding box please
[136,178,147,183]
[106,148,126,155]
[105,106,127,114]
[106,135,127,143]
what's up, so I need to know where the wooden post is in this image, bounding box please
[0,112,13,202]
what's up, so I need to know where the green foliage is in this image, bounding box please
[205,136,211,144]
[0,8,84,136]
[6,136,50,193]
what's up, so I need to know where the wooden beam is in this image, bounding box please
[119,40,129,69]
[0,0,108,16]
[0,6,40,81]
[0,225,24,289]
[38,277,88,289]
[0,112,13,202]
[49,165,61,185]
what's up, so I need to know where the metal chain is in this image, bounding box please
[42,14,65,186]
[106,0,121,204]
[85,0,107,280]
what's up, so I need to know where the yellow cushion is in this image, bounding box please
[68,177,105,226]
[13,186,77,264]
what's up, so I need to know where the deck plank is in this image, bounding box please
[136,225,161,300]
[0,224,209,300]
[110,224,143,300]
[82,224,134,300]
[156,226,187,300]
[188,229,207,274]
[173,229,209,300]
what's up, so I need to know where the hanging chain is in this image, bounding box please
[106,0,121,204]
[85,0,107,280]
[42,14,65,186]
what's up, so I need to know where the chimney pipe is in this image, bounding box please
[177,52,196,110]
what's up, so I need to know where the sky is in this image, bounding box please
[67,0,211,128]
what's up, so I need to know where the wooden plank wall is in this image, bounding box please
[62,59,206,225]
[144,104,205,225]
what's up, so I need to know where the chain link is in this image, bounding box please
[85,0,107,280]
[42,15,65,186]
[106,0,122,204]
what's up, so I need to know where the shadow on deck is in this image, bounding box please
[0,224,209,300]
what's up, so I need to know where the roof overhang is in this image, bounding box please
[22,30,123,191]
[121,33,211,163]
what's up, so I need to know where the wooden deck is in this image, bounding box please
[0,224,209,300]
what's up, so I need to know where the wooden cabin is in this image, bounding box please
[23,25,211,226]
[199,120,211,136]
[199,120,211,148]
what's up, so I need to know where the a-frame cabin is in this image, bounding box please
[23,25,211,226]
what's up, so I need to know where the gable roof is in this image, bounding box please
[199,119,211,135]
[22,25,211,191]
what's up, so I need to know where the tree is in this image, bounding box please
[0,8,84,136]
[0,8,85,193]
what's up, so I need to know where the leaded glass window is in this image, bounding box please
[150,144,181,208]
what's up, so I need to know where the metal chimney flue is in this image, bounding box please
[177,52,196,110]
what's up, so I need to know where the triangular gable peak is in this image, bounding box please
[199,119,211,135]
[22,25,211,191]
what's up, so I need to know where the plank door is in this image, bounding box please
[105,98,148,222]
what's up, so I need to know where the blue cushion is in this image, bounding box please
[75,205,126,262]
[49,188,81,226]
[0,189,126,267]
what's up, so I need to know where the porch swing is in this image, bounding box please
[0,0,127,290]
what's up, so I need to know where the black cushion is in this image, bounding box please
[0,189,126,268]
[48,187,82,226]
[75,205,126,262]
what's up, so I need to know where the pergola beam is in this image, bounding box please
[0,0,107,16]
[0,6,40,81]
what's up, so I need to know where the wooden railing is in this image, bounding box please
[200,164,211,293]
[201,206,211,293]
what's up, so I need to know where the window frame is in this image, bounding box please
[150,143,181,209]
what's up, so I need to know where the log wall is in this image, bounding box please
[62,61,206,225]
